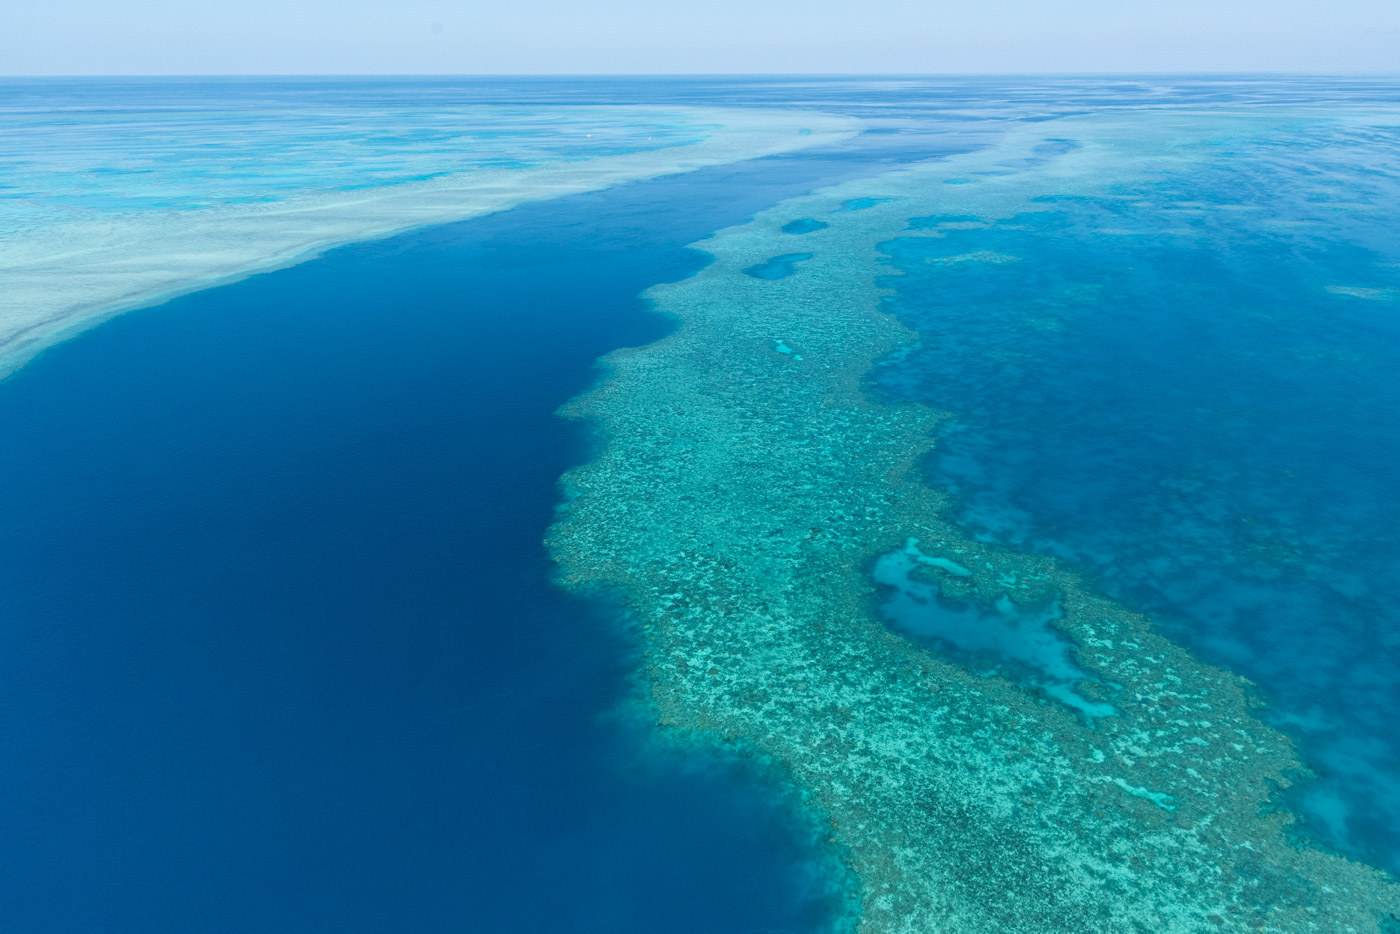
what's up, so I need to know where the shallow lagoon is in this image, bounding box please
[873,540,1117,721]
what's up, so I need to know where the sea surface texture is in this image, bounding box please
[3,77,1400,933]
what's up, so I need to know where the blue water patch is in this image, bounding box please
[838,197,891,211]
[744,252,814,280]
[782,218,829,234]
[874,540,1116,720]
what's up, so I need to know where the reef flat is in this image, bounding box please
[0,105,857,376]
[551,112,1400,932]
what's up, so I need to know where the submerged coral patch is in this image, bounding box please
[922,250,1021,266]
[1326,285,1398,300]
[837,197,893,211]
[773,339,804,360]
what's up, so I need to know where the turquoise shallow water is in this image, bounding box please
[0,80,705,232]
[874,541,1117,721]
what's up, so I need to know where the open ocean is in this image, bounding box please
[2,77,1400,931]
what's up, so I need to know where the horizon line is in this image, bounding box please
[6,71,1400,80]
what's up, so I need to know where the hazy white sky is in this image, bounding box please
[4,0,1399,75]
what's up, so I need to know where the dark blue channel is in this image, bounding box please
[744,253,814,280]
[0,123,960,933]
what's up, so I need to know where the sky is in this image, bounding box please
[3,0,1399,75]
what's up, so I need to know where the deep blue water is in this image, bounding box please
[0,101,961,931]
[744,252,813,280]
[781,219,828,234]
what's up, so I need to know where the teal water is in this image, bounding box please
[873,541,1117,721]
[0,80,705,232]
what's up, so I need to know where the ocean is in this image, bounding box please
[3,77,1400,931]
